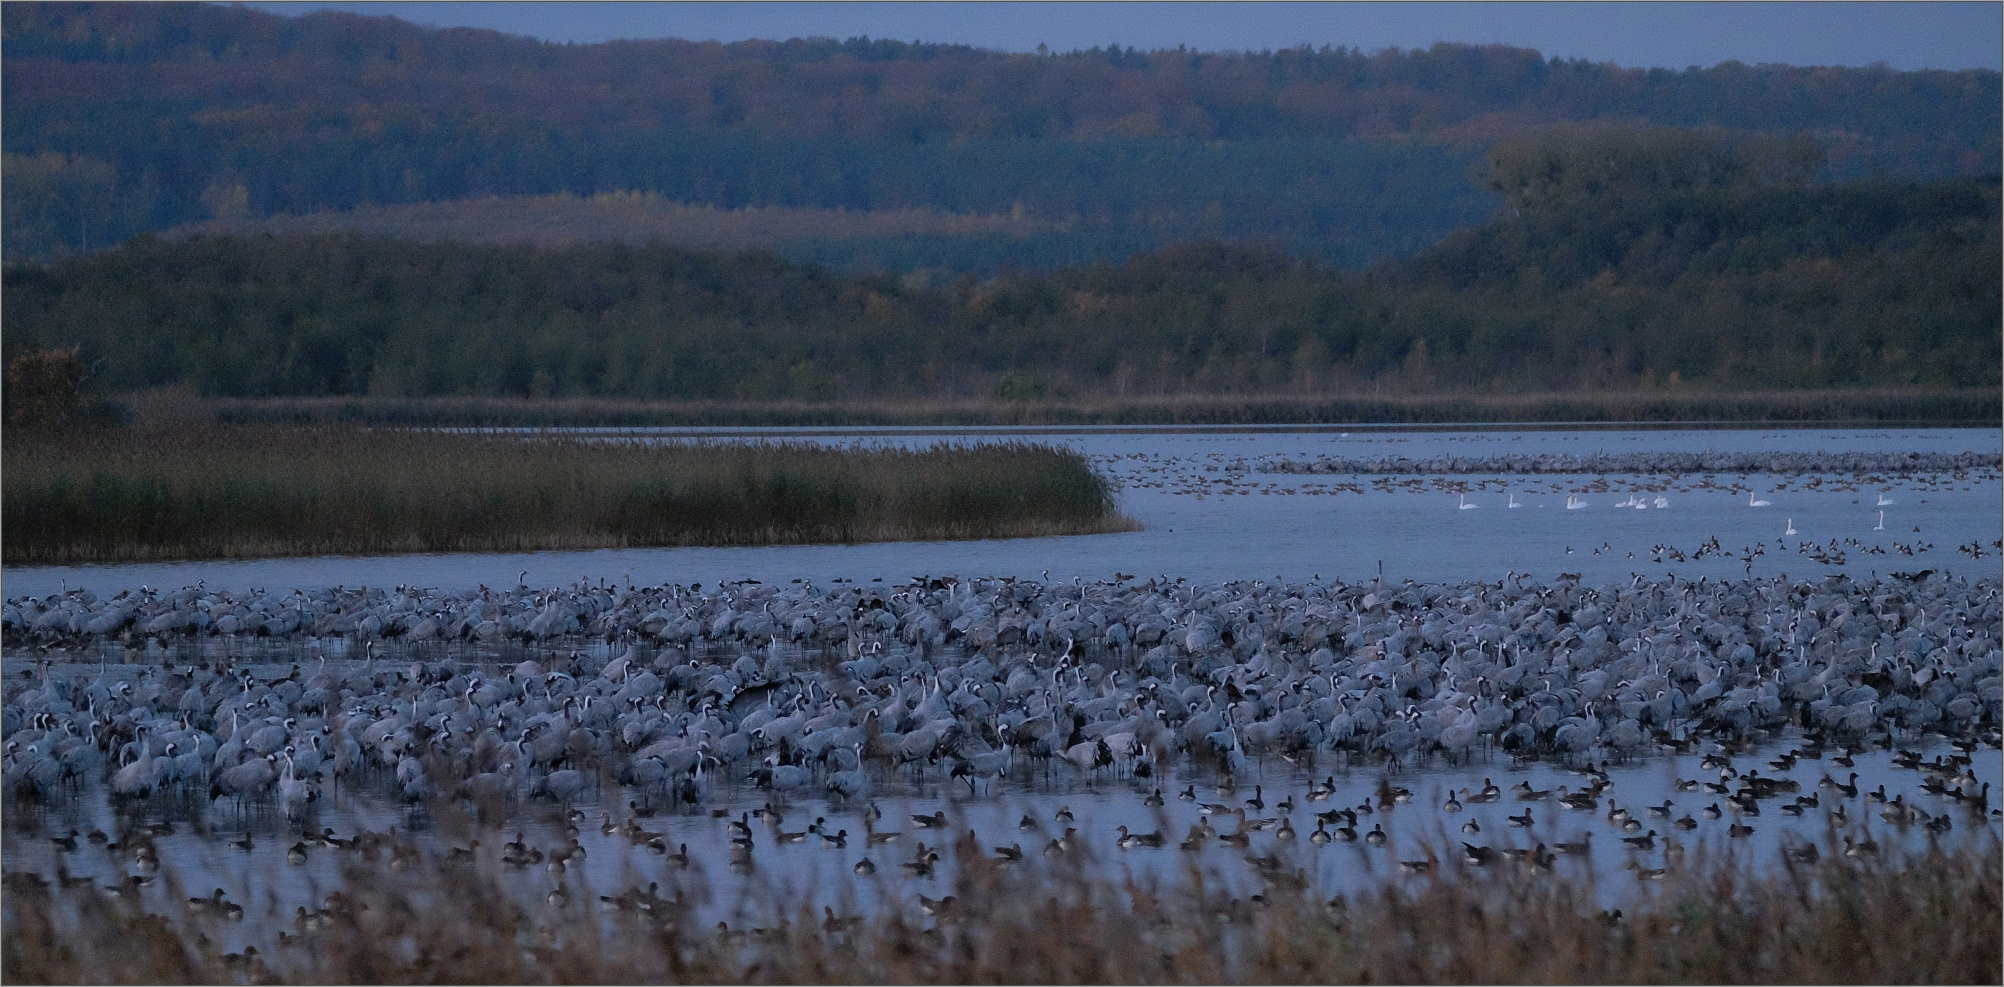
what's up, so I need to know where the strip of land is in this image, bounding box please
[191,388,2002,429]
[0,425,1133,565]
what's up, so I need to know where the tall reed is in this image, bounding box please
[4,828,1997,984]
[1,425,1133,565]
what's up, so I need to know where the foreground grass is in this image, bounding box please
[3,830,1997,984]
[0,425,1133,565]
[194,387,2003,428]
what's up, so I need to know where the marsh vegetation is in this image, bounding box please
[3,828,1996,984]
[0,426,1131,565]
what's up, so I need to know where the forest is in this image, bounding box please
[6,128,1996,403]
[4,1,1999,268]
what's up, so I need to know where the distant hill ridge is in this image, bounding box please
[4,1,1997,267]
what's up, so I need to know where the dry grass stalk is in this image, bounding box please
[4,830,1997,984]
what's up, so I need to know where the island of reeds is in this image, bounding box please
[0,425,1134,565]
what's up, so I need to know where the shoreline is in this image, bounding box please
[177,388,2002,429]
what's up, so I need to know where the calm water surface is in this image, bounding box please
[6,426,1997,599]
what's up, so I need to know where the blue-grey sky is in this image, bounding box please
[248,2,2002,71]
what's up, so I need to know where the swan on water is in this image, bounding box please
[1748,492,1771,507]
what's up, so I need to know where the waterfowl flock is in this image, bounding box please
[5,569,1998,825]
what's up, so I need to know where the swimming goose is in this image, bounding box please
[1506,808,1534,828]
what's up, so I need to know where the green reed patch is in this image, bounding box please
[1,426,1134,564]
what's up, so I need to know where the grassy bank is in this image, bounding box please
[4,831,1997,984]
[189,388,2004,429]
[0,425,1133,565]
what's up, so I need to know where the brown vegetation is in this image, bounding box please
[166,192,1049,252]
[0,425,1133,565]
[195,388,2003,429]
[3,830,1996,984]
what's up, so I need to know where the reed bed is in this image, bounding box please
[0,425,1133,565]
[4,829,1997,984]
[194,388,2004,429]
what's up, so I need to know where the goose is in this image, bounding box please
[820,829,848,849]
[1728,820,1756,837]
[853,857,877,875]
[1674,814,1698,830]
[1553,833,1592,855]
[1443,792,1463,813]
[1461,820,1481,834]
[1309,821,1332,845]
[1363,823,1386,846]
[1178,784,1197,801]
[1506,808,1534,828]
[1116,825,1165,848]
[1144,788,1165,807]
[1621,830,1656,850]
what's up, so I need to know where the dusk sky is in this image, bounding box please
[247,2,2002,72]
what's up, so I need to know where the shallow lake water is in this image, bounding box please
[4,639,1999,953]
[4,425,2000,961]
[7,425,1997,599]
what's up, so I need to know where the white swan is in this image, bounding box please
[1876,492,1895,506]
[1748,491,1771,508]
[1653,496,1669,509]
[1566,495,1587,510]
[1784,518,1797,536]
[1458,494,1479,510]
[1508,493,1521,509]
[1874,510,1885,531]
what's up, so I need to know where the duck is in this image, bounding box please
[821,829,849,849]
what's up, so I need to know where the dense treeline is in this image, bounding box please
[7,130,1995,400]
[4,1,1997,265]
